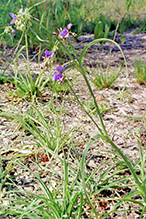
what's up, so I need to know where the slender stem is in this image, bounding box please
[137,134,144,180]
[79,65,108,136]
[99,134,145,195]
[139,205,146,219]
[61,41,107,135]
[67,40,79,62]
[67,80,103,135]
[79,38,128,91]
[25,33,30,75]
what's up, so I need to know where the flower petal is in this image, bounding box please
[52,72,63,81]
[60,28,69,38]
[19,9,24,13]
[10,19,15,24]
[45,50,54,58]
[9,13,17,19]
[62,65,66,70]
[67,23,72,29]
[56,65,66,72]
[56,66,63,72]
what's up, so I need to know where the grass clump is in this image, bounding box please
[134,60,146,85]
[90,65,123,90]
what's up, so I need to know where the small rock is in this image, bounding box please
[96,95,104,102]
[87,159,97,168]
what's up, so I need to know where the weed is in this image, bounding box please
[116,88,131,101]
[134,60,146,85]
[83,100,111,115]
[90,65,123,90]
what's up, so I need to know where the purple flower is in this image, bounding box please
[56,65,66,72]
[45,50,54,58]
[9,13,17,24]
[60,28,69,38]
[67,23,72,29]
[52,71,63,81]
[10,30,16,38]
[19,9,24,13]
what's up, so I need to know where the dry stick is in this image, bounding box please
[113,19,120,42]
[35,5,40,20]
[63,0,68,28]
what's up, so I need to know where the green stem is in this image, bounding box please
[67,80,103,135]
[60,41,108,136]
[13,28,25,58]
[25,33,30,75]
[79,65,108,136]
[79,38,128,91]
[25,33,35,98]
[99,135,145,196]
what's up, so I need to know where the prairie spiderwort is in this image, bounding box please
[9,8,31,31]
[45,50,54,58]
[4,26,15,38]
[19,9,24,13]
[41,50,54,69]
[59,23,72,39]
[56,65,66,72]
[9,13,17,24]
[67,23,72,29]
[52,71,63,82]
[60,28,69,38]
[52,65,66,81]
[9,9,25,26]
[10,30,16,38]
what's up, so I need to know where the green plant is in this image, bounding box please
[2,5,58,101]
[82,100,111,115]
[9,66,54,101]
[81,136,146,218]
[90,65,123,90]
[116,88,131,101]
[0,103,67,152]
[0,74,7,84]
[0,153,20,205]
[1,142,139,218]
[94,21,110,42]
[1,5,146,218]
[134,60,146,85]
[53,26,146,217]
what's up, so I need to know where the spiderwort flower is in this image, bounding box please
[67,23,72,29]
[10,30,16,38]
[19,8,24,13]
[60,28,69,38]
[41,50,54,69]
[56,65,66,72]
[9,8,31,31]
[4,26,15,38]
[45,50,54,58]
[52,71,63,81]
[9,13,17,24]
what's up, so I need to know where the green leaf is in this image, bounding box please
[94,21,103,39]
[104,24,110,38]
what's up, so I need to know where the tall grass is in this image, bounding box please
[0,0,146,48]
